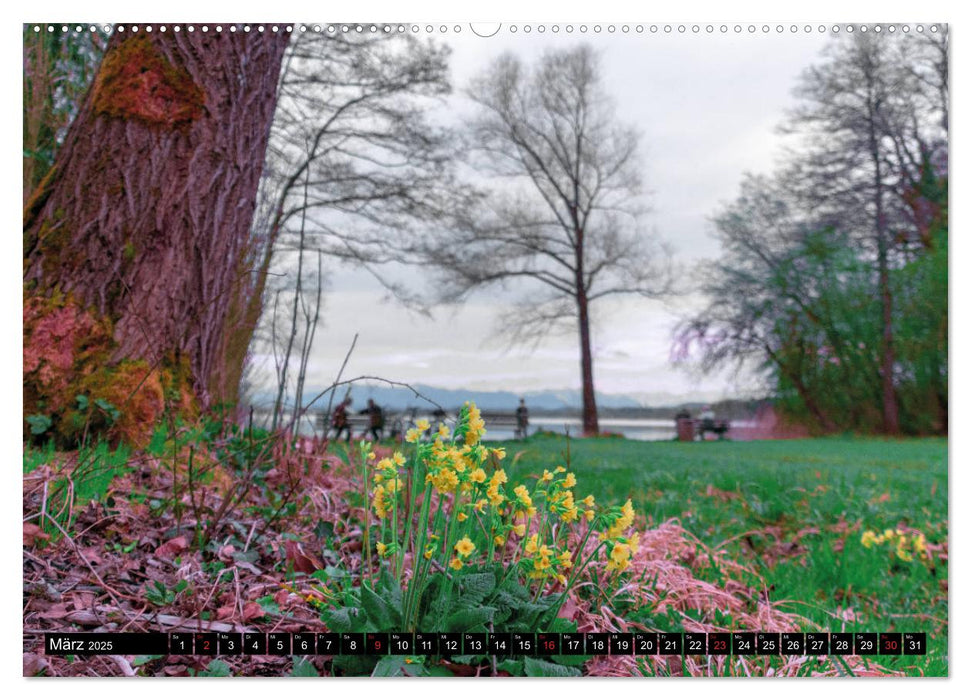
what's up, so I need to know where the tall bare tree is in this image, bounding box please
[426,45,670,435]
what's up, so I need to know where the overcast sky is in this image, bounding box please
[251,27,831,404]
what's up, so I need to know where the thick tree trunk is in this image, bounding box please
[24,29,289,414]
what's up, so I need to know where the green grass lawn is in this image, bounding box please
[496,434,948,675]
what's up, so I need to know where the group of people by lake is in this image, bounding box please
[327,397,532,442]
[326,397,727,443]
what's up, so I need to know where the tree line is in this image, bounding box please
[678,31,948,435]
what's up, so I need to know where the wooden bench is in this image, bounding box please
[698,418,730,440]
[677,417,730,441]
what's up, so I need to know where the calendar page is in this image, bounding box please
[21,13,948,681]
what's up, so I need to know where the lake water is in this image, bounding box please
[260,410,756,443]
[488,417,680,442]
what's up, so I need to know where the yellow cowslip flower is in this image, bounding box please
[424,545,435,560]
[585,510,595,522]
[913,533,927,554]
[607,542,632,572]
[861,530,878,549]
[372,484,388,519]
[494,535,505,546]
[487,468,507,506]
[449,557,463,571]
[557,551,573,569]
[393,451,406,467]
[377,457,394,471]
[438,424,450,438]
[608,499,636,539]
[582,494,595,508]
[896,545,913,562]
[416,418,430,432]
[525,534,539,554]
[541,470,554,482]
[384,477,401,494]
[376,542,388,557]
[406,428,422,443]
[883,528,895,540]
[561,507,579,523]
[455,536,476,558]
[428,468,459,494]
[514,485,532,507]
[464,402,486,445]
[457,512,468,522]
[534,556,552,572]
[554,466,566,474]
[492,447,506,460]
[629,532,641,555]
[556,574,568,586]
[374,473,384,484]
[513,523,526,537]
[563,473,577,489]
[367,451,376,461]
[470,468,487,484]
[473,498,488,512]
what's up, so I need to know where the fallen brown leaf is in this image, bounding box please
[155,536,188,559]
[23,522,50,547]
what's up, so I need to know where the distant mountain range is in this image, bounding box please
[250,382,741,413]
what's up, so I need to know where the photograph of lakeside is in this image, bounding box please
[23,21,947,678]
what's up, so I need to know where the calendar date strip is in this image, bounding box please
[43,631,926,657]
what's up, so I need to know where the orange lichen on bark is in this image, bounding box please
[24,292,196,447]
[92,34,204,129]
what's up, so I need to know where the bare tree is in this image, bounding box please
[425,45,670,435]
[231,30,470,406]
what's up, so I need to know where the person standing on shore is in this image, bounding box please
[360,398,385,442]
[332,398,352,442]
[516,398,530,439]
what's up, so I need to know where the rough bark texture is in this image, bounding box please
[24,29,289,413]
